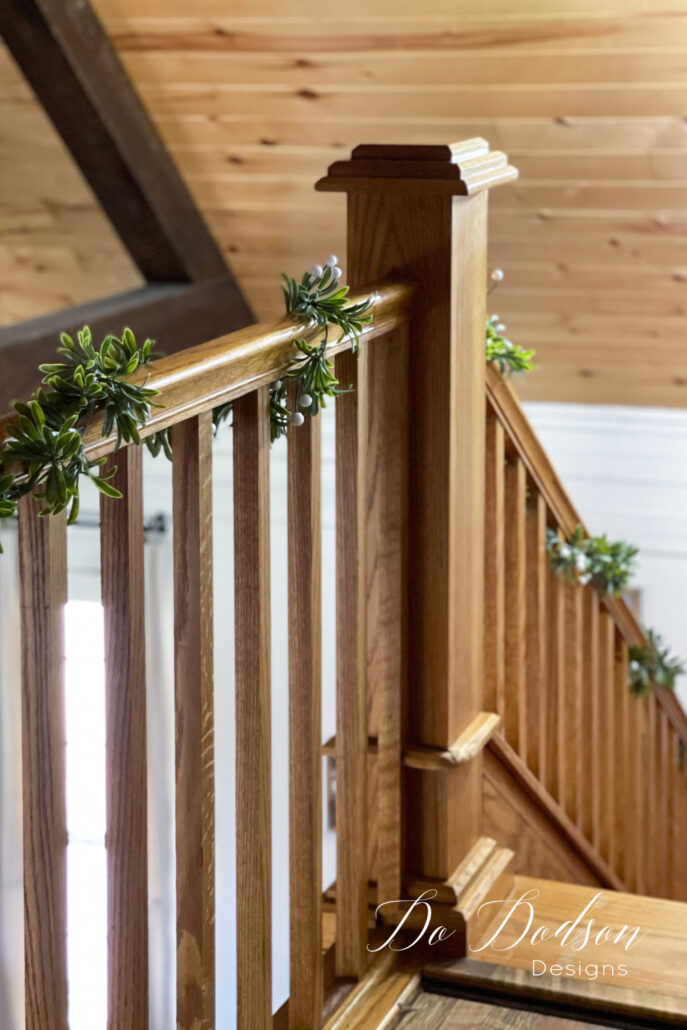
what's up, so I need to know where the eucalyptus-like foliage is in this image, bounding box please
[628,629,685,696]
[545,523,637,597]
[0,326,158,544]
[486,315,535,376]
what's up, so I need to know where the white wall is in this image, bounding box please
[524,401,687,712]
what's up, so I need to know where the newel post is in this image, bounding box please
[317,141,517,888]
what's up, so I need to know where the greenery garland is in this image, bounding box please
[546,523,637,597]
[0,259,373,546]
[0,327,160,544]
[628,629,685,697]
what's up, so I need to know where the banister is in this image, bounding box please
[0,279,412,465]
[486,363,687,747]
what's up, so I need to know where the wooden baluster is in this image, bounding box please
[504,455,526,758]
[525,491,546,778]
[624,680,639,892]
[545,569,564,801]
[484,405,505,721]
[288,409,323,1028]
[100,447,148,1029]
[647,696,658,895]
[613,636,629,886]
[658,708,671,898]
[172,413,215,1030]
[366,327,408,907]
[635,695,648,895]
[597,612,615,868]
[18,500,68,1030]
[561,581,582,825]
[581,589,598,844]
[676,738,687,901]
[233,389,272,1027]
[335,346,369,978]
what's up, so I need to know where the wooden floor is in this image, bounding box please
[403,993,604,1029]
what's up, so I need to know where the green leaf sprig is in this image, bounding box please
[270,257,373,441]
[281,257,373,354]
[486,315,535,376]
[0,326,159,541]
[545,523,637,597]
[628,629,685,696]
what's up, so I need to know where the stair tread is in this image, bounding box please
[401,991,610,1029]
[423,875,687,1017]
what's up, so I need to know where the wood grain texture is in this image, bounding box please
[233,388,272,1026]
[579,589,598,843]
[488,735,624,891]
[524,492,546,779]
[172,413,215,1030]
[100,447,148,1030]
[503,456,526,758]
[597,612,615,870]
[8,5,687,404]
[561,582,582,826]
[365,327,408,906]
[544,571,564,802]
[18,499,68,1030]
[287,409,323,1028]
[612,638,629,889]
[484,406,505,721]
[335,346,369,979]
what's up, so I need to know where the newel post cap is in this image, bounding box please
[315,138,518,196]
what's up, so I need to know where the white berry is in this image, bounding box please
[325,254,338,267]
[309,264,323,278]
[299,393,313,408]
[491,268,504,282]
[273,379,282,391]
[291,411,305,426]
[332,266,342,280]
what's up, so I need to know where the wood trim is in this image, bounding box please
[335,346,369,979]
[18,500,68,1030]
[100,448,148,1030]
[287,412,323,1028]
[172,414,215,1030]
[404,714,501,771]
[0,282,411,463]
[0,0,250,293]
[0,278,255,411]
[317,138,518,196]
[488,734,626,892]
[233,388,272,1027]
[366,326,409,906]
[486,365,687,748]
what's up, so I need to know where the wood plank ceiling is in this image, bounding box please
[3,0,687,405]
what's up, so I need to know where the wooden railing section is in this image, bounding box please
[484,364,687,899]
[7,137,687,1030]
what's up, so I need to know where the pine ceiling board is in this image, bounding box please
[119,49,687,87]
[147,114,687,150]
[0,42,141,327]
[488,287,687,317]
[161,144,687,181]
[92,0,687,19]
[136,83,687,120]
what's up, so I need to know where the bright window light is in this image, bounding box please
[65,600,107,1030]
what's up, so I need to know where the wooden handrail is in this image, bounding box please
[486,363,687,746]
[0,280,412,465]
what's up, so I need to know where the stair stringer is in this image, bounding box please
[483,737,623,892]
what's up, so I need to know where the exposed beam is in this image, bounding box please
[0,0,251,313]
[0,277,251,408]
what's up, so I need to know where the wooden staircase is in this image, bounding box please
[5,137,687,1029]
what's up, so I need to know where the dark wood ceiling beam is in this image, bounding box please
[0,0,251,321]
[0,276,249,409]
